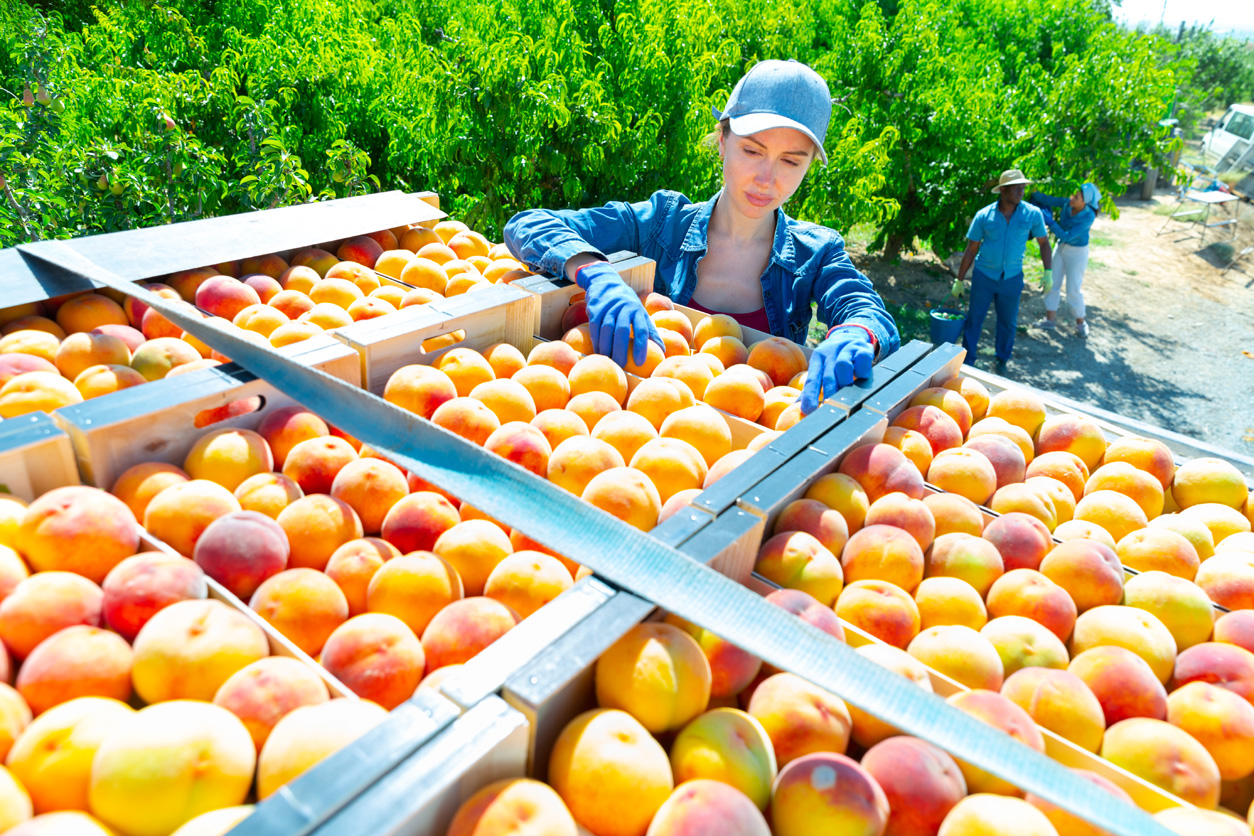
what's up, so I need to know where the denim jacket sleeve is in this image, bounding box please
[1052,207,1094,247]
[503,191,674,279]
[1030,193,1069,209]
[813,234,901,360]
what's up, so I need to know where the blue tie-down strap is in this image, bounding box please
[16,240,1177,836]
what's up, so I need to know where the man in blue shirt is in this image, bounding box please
[953,169,1052,373]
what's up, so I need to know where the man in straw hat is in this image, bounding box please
[952,169,1052,373]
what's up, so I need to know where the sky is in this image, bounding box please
[1112,0,1254,38]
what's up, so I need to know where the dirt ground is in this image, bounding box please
[843,188,1254,458]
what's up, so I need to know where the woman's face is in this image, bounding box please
[718,126,815,220]
[1070,190,1086,212]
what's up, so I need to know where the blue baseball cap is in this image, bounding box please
[713,59,832,165]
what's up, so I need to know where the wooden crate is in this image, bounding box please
[516,250,657,340]
[0,412,81,501]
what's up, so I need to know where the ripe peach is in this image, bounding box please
[702,373,765,423]
[804,473,870,533]
[568,355,629,405]
[549,708,672,836]
[90,323,145,354]
[839,445,926,505]
[1171,641,1254,704]
[0,544,25,601]
[267,287,316,321]
[560,324,594,355]
[925,535,1002,598]
[982,512,1053,572]
[72,363,147,399]
[366,551,463,636]
[421,596,519,671]
[862,736,966,836]
[967,416,1035,465]
[835,580,920,649]
[659,488,704,523]
[322,538,397,616]
[911,386,974,436]
[755,532,844,607]
[928,448,998,505]
[774,499,850,556]
[760,386,800,429]
[1173,458,1248,510]
[434,348,495,398]
[279,436,357,496]
[1123,570,1212,652]
[762,588,846,647]
[925,492,986,537]
[645,779,768,836]
[277,265,319,294]
[0,330,60,363]
[1025,476,1076,526]
[908,624,1005,690]
[0,684,30,764]
[130,336,204,380]
[431,519,512,597]
[447,778,578,836]
[275,494,363,572]
[380,491,461,554]
[0,372,82,418]
[192,510,288,600]
[531,408,588,450]
[470,378,537,425]
[1069,644,1167,725]
[15,625,132,715]
[130,598,269,703]
[1053,519,1117,548]
[319,613,424,710]
[841,523,925,592]
[0,354,57,388]
[1101,717,1220,808]
[248,567,348,657]
[1069,605,1177,683]
[938,795,1059,836]
[233,472,303,519]
[254,406,328,469]
[1167,681,1254,781]
[1101,436,1174,489]
[1037,539,1123,614]
[99,552,206,643]
[0,573,102,660]
[981,614,1068,675]
[881,426,934,476]
[527,341,580,377]
[864,493,935,552]
[212,656,329,754]
[326,458,407,536]
[16,486,139,584]
[585,412,656,467]
[194,277,261,322]
[1183,502,1252,546]
[662,613,760,701]
[481,421,551,478]
[746,337,806,388]
[985,569,1077,644]
[548,436,625,495]
[1215,610,1254,655]
[181,428,273,494]
[916,576,988,630]
[484,551,573,620]
[1001,666,1105,752]
[1073,489,1149,543]
[1195,553,1254,611]
[53,332,129,381]
[1086,461,1164,520]
[701,337,750,373]
[565,390,621,432]
[626,378,695,431]
[1034,415,1106,472]
[399,226,442,253]
[335,235,384,268]
[1025,450,1089,503]
[256,699,387,800]
[652,356,715,402]
[946,689,1045,795]
[431,396,502,445]
[669,708,776,810]
[692,313,741,349]
[582,467,662,531]
[657,405,731,468]
[512,364,570,413]
[595,622,711,734]
[382,364,458,420]
[893,405,964,455]
[770,752,890,836]
[989,483,1057,531]
[54,294,127,335]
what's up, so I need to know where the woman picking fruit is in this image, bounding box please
[504,59,900,415]
[1029,183,1101,338]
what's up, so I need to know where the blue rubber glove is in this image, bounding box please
[799,326,875,414]
[576,261,663,368]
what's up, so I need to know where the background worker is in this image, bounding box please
[504,59,899,415]
[1030,183,1101,337]
[952,169,1052,373]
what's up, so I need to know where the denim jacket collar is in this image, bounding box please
[681,190,798,271]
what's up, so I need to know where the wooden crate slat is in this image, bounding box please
[0,412,81,501]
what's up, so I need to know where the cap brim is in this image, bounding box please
[727,112,827,165]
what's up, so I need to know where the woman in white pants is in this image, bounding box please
[1029,183,1100,337]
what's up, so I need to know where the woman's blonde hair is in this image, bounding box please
[702,119,732,152]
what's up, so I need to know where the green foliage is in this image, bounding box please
[0,0,1180,259]
[1141,22,1254,138]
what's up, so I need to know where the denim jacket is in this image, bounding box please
[503,189,900,358]
[1029,193,1096,248]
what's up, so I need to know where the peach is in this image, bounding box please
[746,337,806,388]
[399,226,443,253]
[774,499,850,556]
[334,235,383,268]
[645,779,768,836]
[864,492,935,552]
[622,339,665,378]
[883,426,934,476]
[701,336,750,372]
[431,396,501,445]
[470,378,537,425]
[99,552,206,645]
[319,613,424,710]
[280,436,357,496]
[435,348,495,398]
[658,405,732,468]
[1171,642,1254,705]
[72,363,147,399]
[309,277,365,310]
[1053,519,1117,548]
[277,265,319,294]
[652,356,714,402]
[130,336,203,380]
[169,806,254,836]
[925,492,986,537]
[275,494,363,572]
[569,354,629,405]
[447,778,578,836]
[662,614,760,701]
[937,795,1059,836]
[212,655,328,754]
[985,569,1076,644]
[596,622,711,734]
[382,364,458,420]
[194,277,260,321]
[561,324,594,355]
[269,320,324,349]
[53,332,129,381]
[763,589,846,648]
[1069,645,1167,724]
[1073,490,1150,543]
[15,625,132,716]
[1025,450,1089,502]
[1215,610,1254,655]
[0,573,102,661]
[1173,458,1248,510]
[484,551,573,619]
[131,598,268,703]
[421,596,519,671]
[513,364,570,412]
[380,491,461,554]
[6,697,133,814]
[1183,502,1252,545]
[1034,414,1106,472]
[967,416,1035,465]
[233,472,303,519]
[549,708,672,836]
[989,483,1057,531]
[1219,532,1254,553]
[1077,599,1181,674]
[0,330,60,363]
[1099,436,1174,489]
[532,408,588,450]
[268,287,316,322]
[256,699,387,800]
[190,510,287,600]
[1026,476,1078,524]
[985,389,1046,436]
[565,390,621,432]
[840,445,926,506]
[981,614,1068,675]
[548,436,626,495]
[1038,539,1123,613]
[1086,461,1164,520]
[982,512,1053,572]
[928,448,997,505]
[658,327,691,357]
[237,254,289,278]
[1115,529,1200,582]
[760,386,800,429]
[366,551,463,636]
[922,535,999,598]
[54,294,127,335]
[589,411,658,466]
[248,568,348,657]
[692,313,742,349]
[0,372,82,417]
[650,311,694,347]
[846,644,933,747]
[669,708,776,810]
[659,488,704,523]
[841,523,925,592]
[910,623,1005,690]
[642,293,674,315]
[0,354,57,388]
[431,519,512,596]
[626,377,695,430]
[770,752,890,836]
[327,458,407,536]
[527,340,581,376]
[1102,717,1220,808]
[1194,554,1254,610]
[755,532,844,607]
[1167,681,1254,781]
[862,736,967,836]
[253,407,327,470]
[484,421,552,477]
[702,373,765,423]
[916,576,988,630]
[1001,666,1105,752]
[182,428,273,493]
[582,467,662,531]
[1123,570,1212,652]
[88,700,255,836]
[893,405,964,455]
[323,538,397,616]
[911,387,975,436]
[804,473,871,533]
[1155,807,1251,836]
[90,323,145,353]
[835,580,920,649]
[16,486,139,583]
[242,271,283,302]
[946,689,1045,795]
